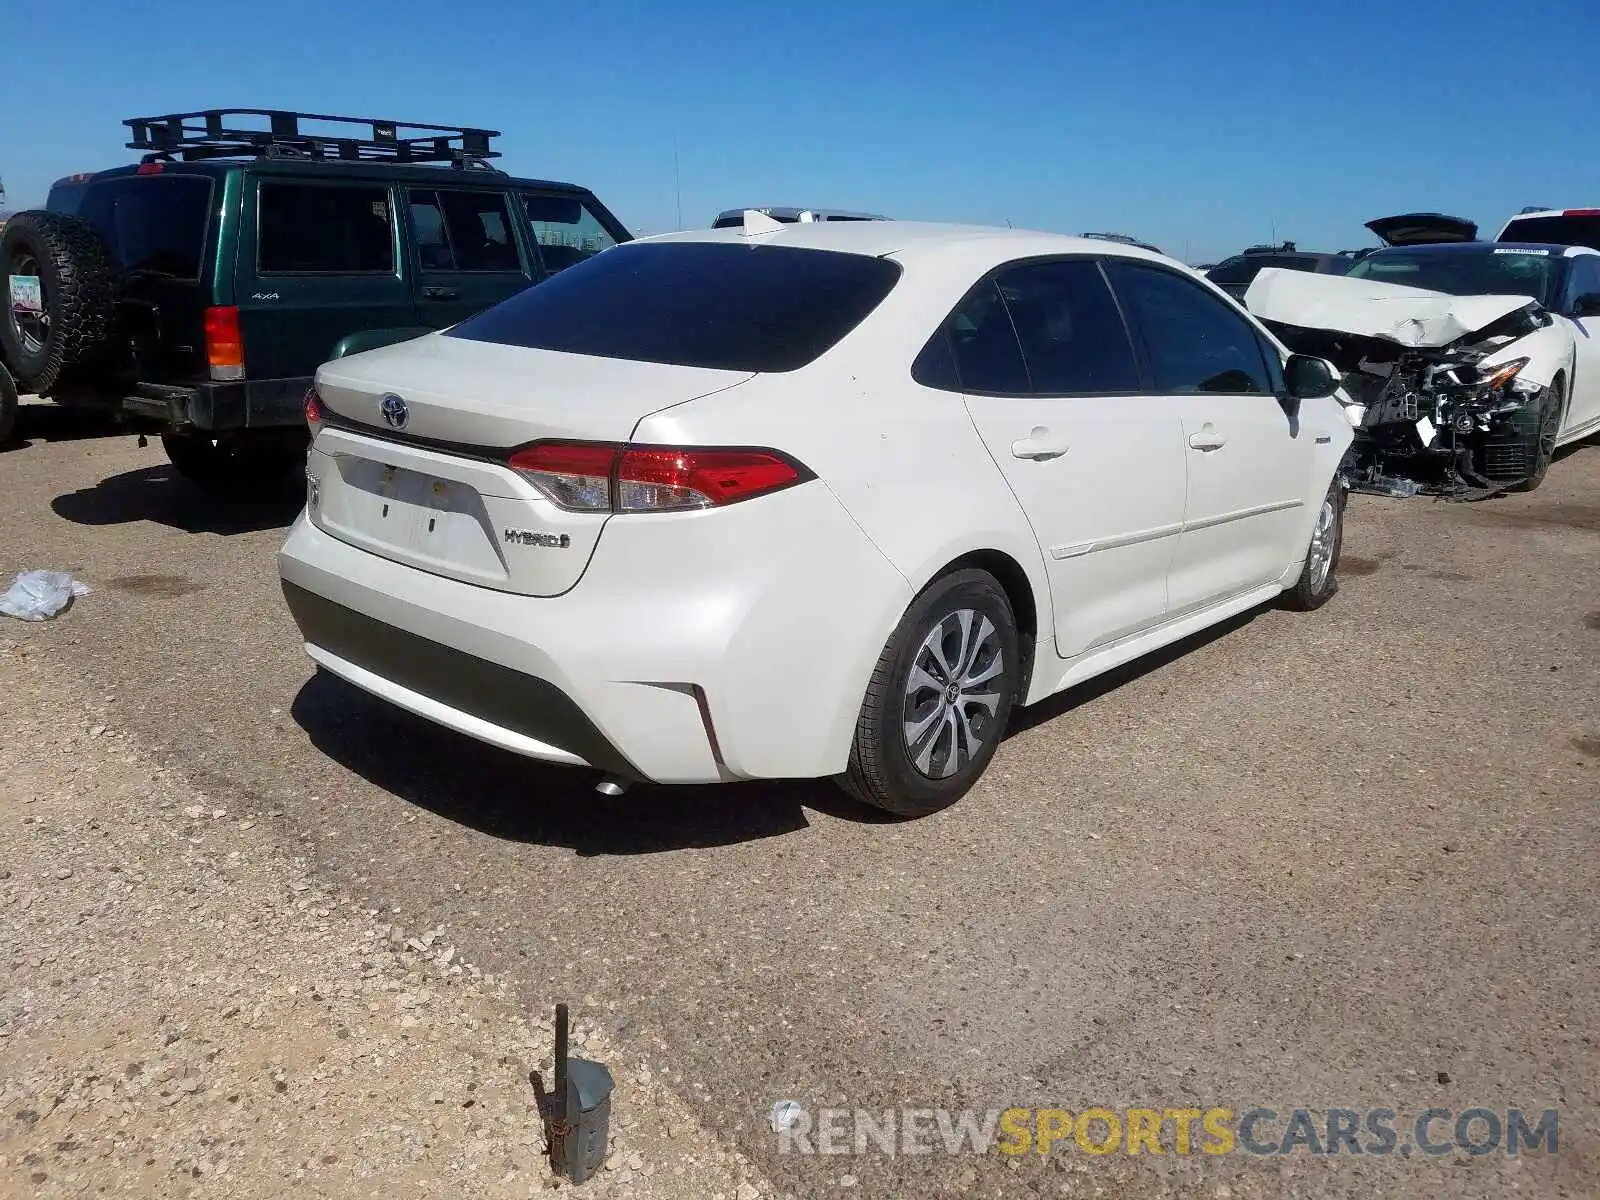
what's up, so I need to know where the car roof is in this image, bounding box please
[51,159,597,195]
[1362,240,1597,258]
[638,219,1179,265]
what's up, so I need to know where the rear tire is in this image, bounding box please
[1281,478,1344,611]
[162,432,306,500]
[1508,380,1562,493]
[0,211,117,395]
[837,569,1019,817]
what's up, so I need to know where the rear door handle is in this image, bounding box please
[1011,427,1070,460]
[423,286,460,301]
[1188,426,1227,451]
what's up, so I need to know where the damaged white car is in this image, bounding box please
[1244,225,1600,497]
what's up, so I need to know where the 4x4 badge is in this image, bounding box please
[379,393,409,429]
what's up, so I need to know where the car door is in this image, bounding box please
[1556,254,1600,436]
[407,187,537,330]
[1105,260,1316,618]
[945,258,1188,658]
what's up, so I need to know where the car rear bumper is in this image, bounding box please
[123,378,309,431]
[276,484,912,786]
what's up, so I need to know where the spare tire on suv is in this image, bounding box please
[0,211,118,394]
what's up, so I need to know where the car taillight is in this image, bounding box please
[508,442,621,511]
[204,306,244,380]
[616,446,804,511]
[507,442,809,513]
[304,384,326,432]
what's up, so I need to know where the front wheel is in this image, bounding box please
[162,432,307,500]
[837,569,1020,817]
[1281,479,1344,611]
[1508,380,1563,493]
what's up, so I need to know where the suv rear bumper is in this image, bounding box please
[123,377,309,432]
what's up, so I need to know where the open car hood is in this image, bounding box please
[1365,212,1479,246]
[1243,267,1539,348]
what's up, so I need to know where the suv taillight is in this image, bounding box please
[304,385,326,433]
[508,442,810,513]
[204,306,244,381]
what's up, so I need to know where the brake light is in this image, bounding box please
[1562,208,1600,217]
[507,442,809,512]
[136,162,165,175]
[617,447,804,511]
[204,306,244,380]
[304,384,326,432]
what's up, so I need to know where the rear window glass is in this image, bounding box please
[1500,215,1600,252]
[73,175,213,280]
[447,241,901,372]
[259,183,395,275]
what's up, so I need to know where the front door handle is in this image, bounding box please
[1011,427,1070,461]
[1188,425,1227,451]
[423,286,460,301]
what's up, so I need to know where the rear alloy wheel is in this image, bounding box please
[161,432,307,500]
[1282,479,1344,611]
[1509,380,1563,493]
[838,569,1019,817]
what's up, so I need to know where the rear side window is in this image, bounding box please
[410,189,523,272]
[1501,215,1600,252]
[941,280,1029,393]
[448,241,900,372]
[1107,261,1276,395]
[75,175,213,280]
[994,259,1139,393]
[259,183,394,275]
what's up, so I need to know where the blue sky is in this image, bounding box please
[2,0,1597,261]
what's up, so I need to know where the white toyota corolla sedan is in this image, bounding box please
[279,220,1353,816]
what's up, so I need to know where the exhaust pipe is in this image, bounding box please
[595,776,630,797]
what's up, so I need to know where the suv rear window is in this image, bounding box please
[447,241,901,372]
[1500,215,1600,252]
[67,175,213,280]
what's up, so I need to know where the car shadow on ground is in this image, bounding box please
[291,607,1267,854]
[51,464,304,536]
[290,668,897,856]
[1,402,123,451]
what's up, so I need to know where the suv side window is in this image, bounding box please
[1106,261,1276,395]
[993,259,1139,393]
[258,182,395,275]
[410,189,523,272]
[522,194,619,273]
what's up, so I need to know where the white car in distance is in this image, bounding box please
[279,219,1353,816]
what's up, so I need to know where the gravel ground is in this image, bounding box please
[0,628,770,1199]
[0,398,1596,1198]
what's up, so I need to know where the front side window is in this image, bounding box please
[448,241,900,372]
[258,182,394,275]
[1561,256,1600,312]
[523,194,619,273]
[1108,261,1275,394]
[993,259,1139,393]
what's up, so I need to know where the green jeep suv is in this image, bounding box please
[0,109,632,494]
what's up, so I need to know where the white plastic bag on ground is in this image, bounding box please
[0,570,91,621]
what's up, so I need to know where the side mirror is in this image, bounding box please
[1284,353,1341,401]
[1571,292,1600,318]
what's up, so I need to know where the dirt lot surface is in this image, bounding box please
[1,398,1597,1199]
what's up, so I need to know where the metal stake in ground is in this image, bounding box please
[545,1002,614,1184]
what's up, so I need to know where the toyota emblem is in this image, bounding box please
[379,393,409,430]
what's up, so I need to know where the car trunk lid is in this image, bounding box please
[309,334,755,596]
[1365,212,1480,247]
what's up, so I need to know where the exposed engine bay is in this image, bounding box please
[1244,269,1558,499]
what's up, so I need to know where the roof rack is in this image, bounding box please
[124,108,504,171]
[1242,240,1297,255]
